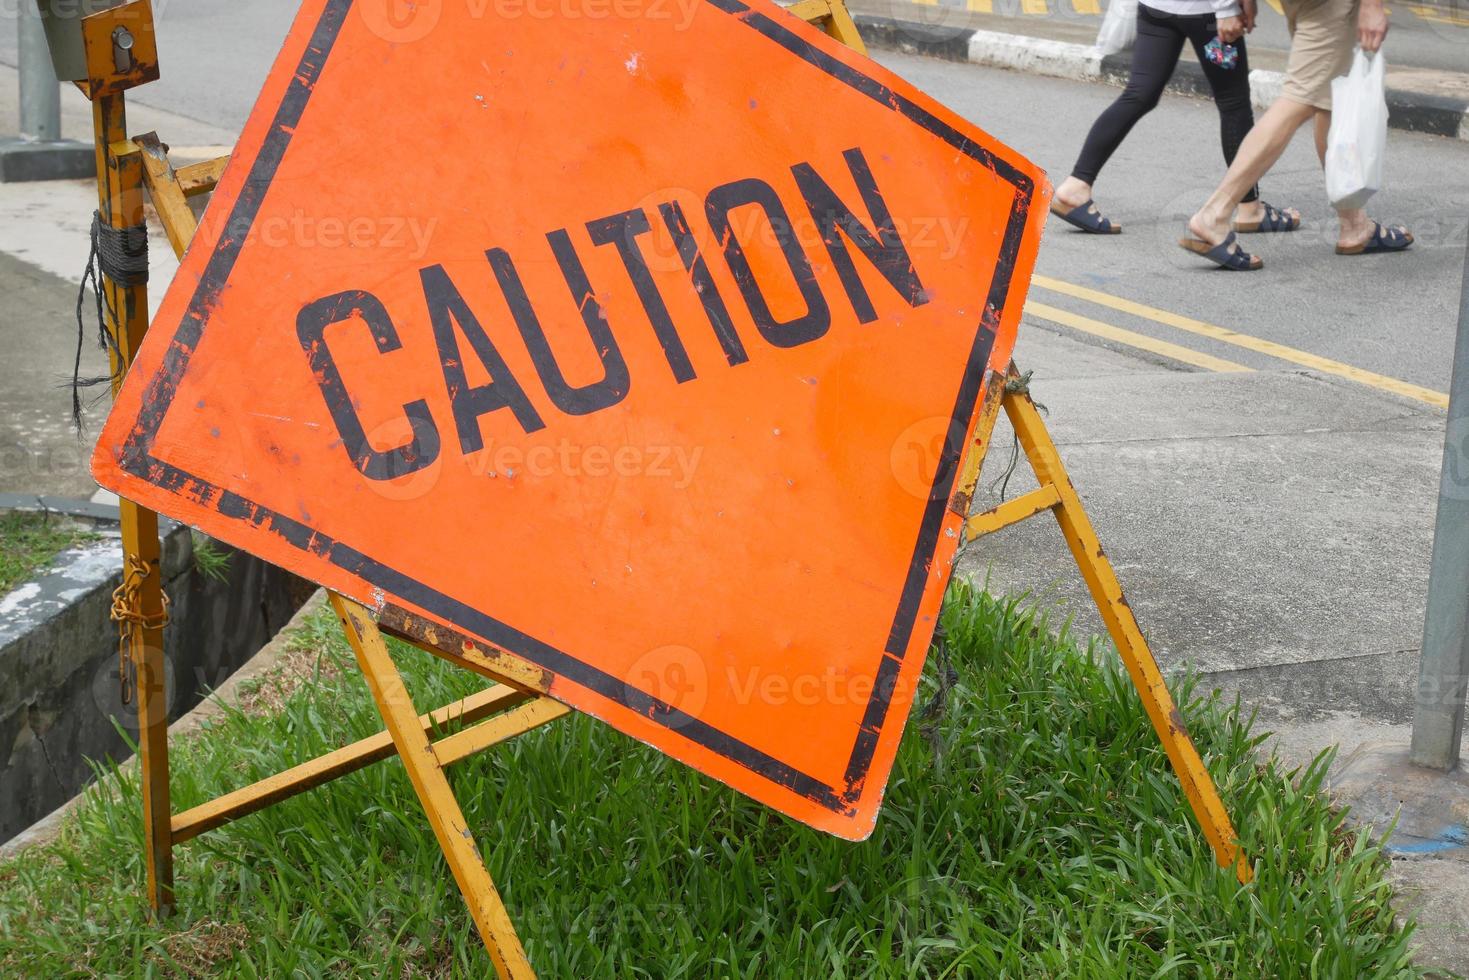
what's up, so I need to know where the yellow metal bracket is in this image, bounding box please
[964,367,1252,884]
[331,595,559,979]
[783,0,869,52]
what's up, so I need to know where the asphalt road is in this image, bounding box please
[868,0,1469,74]
[0,0,1466,130]
[0,26,1464,481]
[878,50,1469,394]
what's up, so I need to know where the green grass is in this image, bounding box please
[190,534,233,583]
[0,510,98,596]
[0,582,1422,977]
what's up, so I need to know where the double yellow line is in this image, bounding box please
[1024,274,1449,409]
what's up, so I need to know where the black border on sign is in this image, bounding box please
[116,0,1034,817]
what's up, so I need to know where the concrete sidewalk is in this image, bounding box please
[969,322,1466,971]
[850,0,1469,140]
[0,63,228,500]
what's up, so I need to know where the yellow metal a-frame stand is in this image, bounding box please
[960,370,1252,883]
[79,2,1246,977]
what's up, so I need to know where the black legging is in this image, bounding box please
[1072,4,1260,203]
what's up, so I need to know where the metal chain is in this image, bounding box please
[109,554,169,705]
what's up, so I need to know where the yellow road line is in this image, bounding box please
[1071,0,1102,13]
[1025,300,1255,373]
[1033,275,1449,408]
[1401,1,1469,24]
[967,0,994,11]
[1020,0,1050,14]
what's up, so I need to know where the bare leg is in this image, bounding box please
[1311,108,1411,250]
[1312,108,1377,249]
[1236,199,1266,225]
[1188,96,1318,246]
[1055,175,1094,210]
[1316,110,1369,245]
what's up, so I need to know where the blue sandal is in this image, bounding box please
[1235,202,1301,233]
[1178,230,1262,271]
[1337,222,1413,255]
[1050,199,1121,235]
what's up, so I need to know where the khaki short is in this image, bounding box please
[1281,0,1359,110]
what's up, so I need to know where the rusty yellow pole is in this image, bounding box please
[92,92,174,914]
[1000,385,1252,884]
[331,594,537,979]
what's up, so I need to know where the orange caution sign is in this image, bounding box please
[93,0,1049,838]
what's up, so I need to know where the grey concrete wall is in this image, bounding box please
[0,517,303,844]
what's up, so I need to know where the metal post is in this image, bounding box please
[1410,229,1469,772]
[0,0,96,181]
[19,0,62,141]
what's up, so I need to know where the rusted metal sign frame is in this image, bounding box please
[85,3,1247,976]
[77,0,171,915]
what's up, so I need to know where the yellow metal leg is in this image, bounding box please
[330,593,538,979]
[984,376,1252,884]
[819,0,869,53]
[786,0,870,54]
[93,92,175,915]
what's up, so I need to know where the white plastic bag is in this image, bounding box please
[1324,49,1388,211]
[1095,0,1137,57]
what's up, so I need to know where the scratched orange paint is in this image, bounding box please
[93,0,1050,838]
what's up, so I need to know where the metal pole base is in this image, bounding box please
[0,137,97,182]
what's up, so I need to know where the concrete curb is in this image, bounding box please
[0,589,328,861]
[855,15,1469,141]
[0,137,97,183]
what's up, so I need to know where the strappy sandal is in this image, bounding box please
[1336,222,1413,255]
[1234,202,1301,233]
[1050,199,1121,235]
[1178,230,1262,271]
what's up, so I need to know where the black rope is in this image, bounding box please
[97,212,150,288]
[70,213,148,434]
